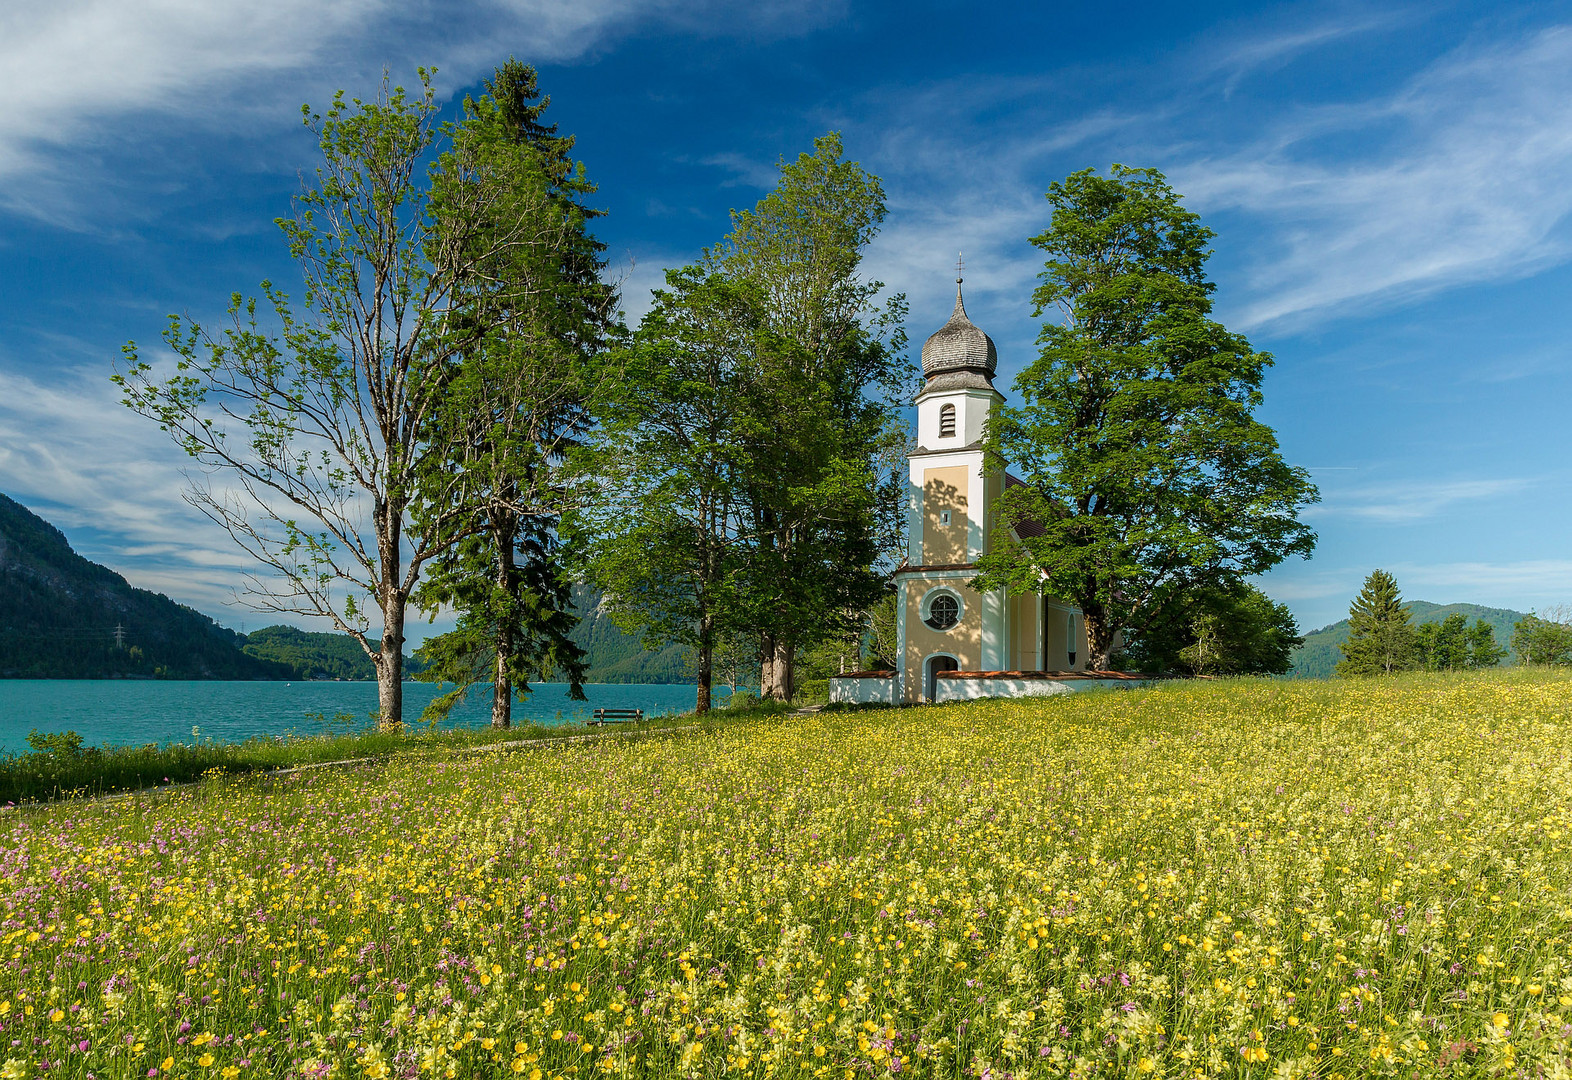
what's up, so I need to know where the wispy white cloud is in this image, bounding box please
[1205,10,1413,97]
[1180,25,1572,330]
[700,151,781,189]
[1395,559,1572,603]
[0,358,255,617]
[1308,476,1532,523]
[0,0,842,219]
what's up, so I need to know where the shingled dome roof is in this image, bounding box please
[920,281,997,381]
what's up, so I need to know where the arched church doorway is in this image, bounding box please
[925,654,959,702]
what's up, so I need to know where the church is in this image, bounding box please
[829,278,1137,706]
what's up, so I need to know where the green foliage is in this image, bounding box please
[1338,569,1417,676]
[1115,584,1301,675]
[1289,601,1527,679]
[584,133,906,710]
[25,729,88,758]
[976,165,1317,667]
[239,625,424,681]
[580,265,762,711]
[0,493,293,680]
[1414,613,1506,672]
[412,61,613,727]
[717,133,908,700]
[1511,610,1572,665]
[863,591,899,671]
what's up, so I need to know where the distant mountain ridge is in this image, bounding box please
[1288,600,1529,679]
[0,493,688,682]
[0,493,291,679]
[240,625,425,681]
[565,585,692,683]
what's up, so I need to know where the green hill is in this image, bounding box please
[0,493,292,679]
[565,585,692,683]
[241,625,426,681]
[1288,600,1528,679]
[246,588,693,684]
[0,491,694,684]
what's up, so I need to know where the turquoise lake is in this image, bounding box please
[0,680,720,755]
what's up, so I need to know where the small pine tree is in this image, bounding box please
[1337,570,1417,676]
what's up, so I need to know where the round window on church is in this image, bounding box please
[925,592,960,630]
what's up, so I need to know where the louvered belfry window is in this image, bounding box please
[939,403,956,438]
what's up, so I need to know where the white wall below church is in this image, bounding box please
[828,676,896,705]
[934,676,1154,702]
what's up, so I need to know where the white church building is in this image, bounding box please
[830,279,1141,706]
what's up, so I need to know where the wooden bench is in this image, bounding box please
[588,708,644,726]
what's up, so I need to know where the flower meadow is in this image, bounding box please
[4,672,1572,1080]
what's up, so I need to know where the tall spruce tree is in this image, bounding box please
[1337,569,1417,676]
[411,61,615,727]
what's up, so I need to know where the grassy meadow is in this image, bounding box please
[3,672,1571,1079]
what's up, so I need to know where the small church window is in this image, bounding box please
[939,403,956,438]
[926,593,959,630]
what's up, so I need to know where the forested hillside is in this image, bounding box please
[566,585,691,683]
[240,625,426,681]
[0,494,292,679]
[0,493,694,683]
[1289,601,1527,678]
[245,592,688,683]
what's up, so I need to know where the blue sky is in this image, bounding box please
[2,0,1570,637]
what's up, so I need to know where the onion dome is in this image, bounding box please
[920,280,997,382]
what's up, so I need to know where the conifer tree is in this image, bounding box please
[411,61,615,727]
[1337,570,1417,676]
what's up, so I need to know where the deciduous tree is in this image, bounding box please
[578,269,761,714]
[975,165,1317,669]
[1511,608,1572,665]
[717,133,909,700]
[117,71,550,727]
[1113,583,1301,676]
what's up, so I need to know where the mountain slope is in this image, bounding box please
[241,625,427,681]
[0,494,292,679]
[1288,601,1528,679]
[566,585,692,683]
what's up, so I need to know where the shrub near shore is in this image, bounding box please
[3,673,1572,1078]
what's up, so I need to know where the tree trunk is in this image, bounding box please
[759,631,776,700]
[492,515,517,729]
[770,638,794,702]
[696,613,714,715]
[376,514,406,730]
[1082,607,1115,671]
[377,598,405,730]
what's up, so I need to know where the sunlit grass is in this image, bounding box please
[3,670,1570,1078]
[0,700,784,807]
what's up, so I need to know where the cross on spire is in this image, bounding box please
[956,251,964,283]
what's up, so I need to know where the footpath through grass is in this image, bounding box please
[2,670,1571,1079]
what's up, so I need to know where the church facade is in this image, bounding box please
[830,280,1100,706]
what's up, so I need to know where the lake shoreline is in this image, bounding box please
[0,680,725,755]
